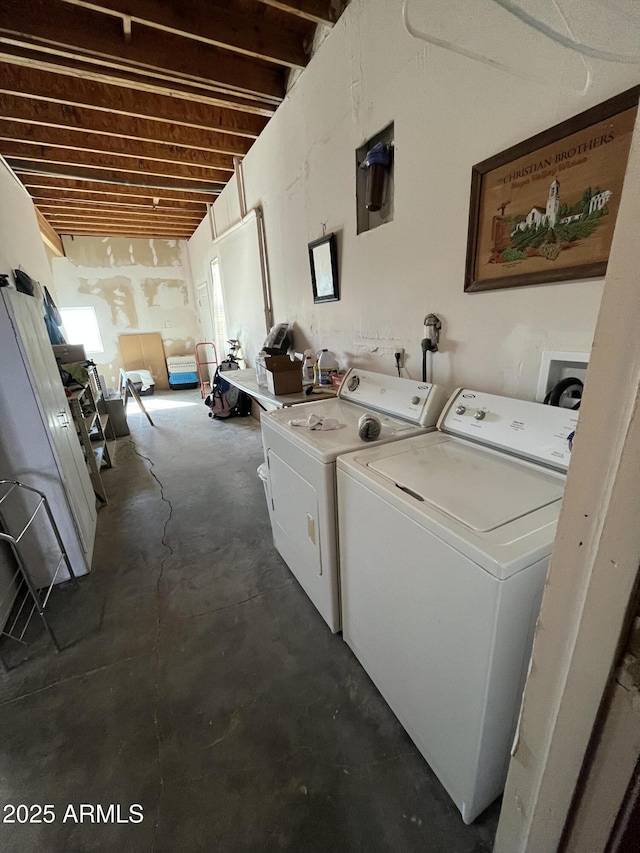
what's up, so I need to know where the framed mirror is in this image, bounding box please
[308,233,339,303]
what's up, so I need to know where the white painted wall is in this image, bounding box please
[0,157,56,295]
[188,0,639,399]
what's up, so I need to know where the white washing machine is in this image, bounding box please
[260,369,448,633]
[337,388,578,823]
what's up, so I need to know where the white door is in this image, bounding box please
[9,292,96,558]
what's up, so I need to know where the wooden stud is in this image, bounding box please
[0,44,277,116]
[0,0,285,101]
[36,203,204,220]
[29,189,206,211]
[0,123,235,171]
[9,160,226,191]
[21,175,219,203]
[254,0,341,26]
[35,208,64,256]
[0,64,268,139]
[2,143,231,183]
[60,0,309,69]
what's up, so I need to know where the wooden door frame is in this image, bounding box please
[494,111,640,852]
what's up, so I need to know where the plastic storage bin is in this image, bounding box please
[169,371,199,389]
[167,356,198,374]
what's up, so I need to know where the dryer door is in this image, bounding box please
[267,448,323,587]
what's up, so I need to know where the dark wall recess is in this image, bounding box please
[356,122,394,235]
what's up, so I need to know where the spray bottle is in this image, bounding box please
[302,349,316,385]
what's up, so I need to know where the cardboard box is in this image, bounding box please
[264,355,302,395]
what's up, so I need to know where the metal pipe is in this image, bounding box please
[255,205,274,332]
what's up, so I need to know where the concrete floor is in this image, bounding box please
[0,390,500,852]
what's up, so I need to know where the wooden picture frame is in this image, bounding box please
[309,233,339,303]
[464,87,639,293]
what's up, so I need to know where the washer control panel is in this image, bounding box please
[338,368,448,428]
[438,388,578,472]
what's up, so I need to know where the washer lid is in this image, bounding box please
[367,438,564,532]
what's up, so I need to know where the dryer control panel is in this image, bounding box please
[338,369,448,427]
[438,389,578,472]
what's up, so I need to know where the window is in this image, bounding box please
[210,259,229,358]
[60,307,104,354]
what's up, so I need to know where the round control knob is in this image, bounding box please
[474,409,486,421]
[347,374,360,391]
[411,396,420,405]
[455,405,466,415]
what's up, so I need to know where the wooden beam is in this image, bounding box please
[0,95,252,157]
[0,123,236,172]
[1,142,231,183]
[10,161,224,192]
[29,188,206,212]
[254,0,342,26]
[56,226,193,237]
[59,0,309,69]
[49,223,197,236]
[0,63,267,139]
[0,0,286,101]
[42,207,202,222]
[36,205,203,223]
[21,175,218,203]
[36,208,64,255]
[0,44,277,116]
[51,218,194,234]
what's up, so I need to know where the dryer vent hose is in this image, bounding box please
[544,376,583,409]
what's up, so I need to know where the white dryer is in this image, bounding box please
[260,369,448,633]
[337,388,578,824]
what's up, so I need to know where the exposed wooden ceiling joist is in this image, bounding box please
[41,202,203,218]
[20,176,218,204]
[0,64,268,139]
[255,0,343,26]
[0,125,235,172]
[0,45,277,116]
[3,143,231,183]
[11,161,224,192]
[58,223,192,231]
[48,222,200,236]
[31,190,206,213]
[37,205,204,222]
[1,0,347,239]
[0,96,253,157]
[0,0,285,103]
[58,0,309,69]
[60,232,193,239]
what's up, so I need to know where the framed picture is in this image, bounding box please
[464,87,639,293]
[309,233,339,303]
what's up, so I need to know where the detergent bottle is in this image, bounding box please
[302,349,316,385]
[317,349,339,386]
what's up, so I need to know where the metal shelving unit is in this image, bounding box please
[0,480,77,672]
[68,368,114,505]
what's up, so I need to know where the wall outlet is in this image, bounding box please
[394,347,405,368]
[164,320,171,328]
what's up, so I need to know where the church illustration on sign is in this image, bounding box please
[512,178,612,235]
